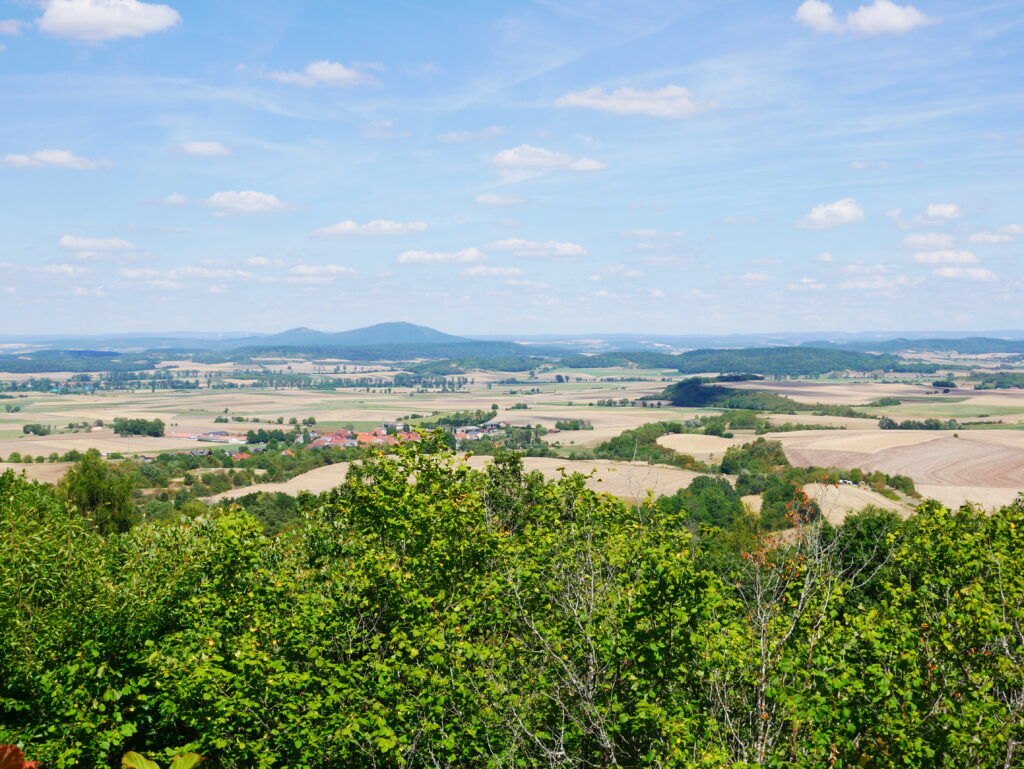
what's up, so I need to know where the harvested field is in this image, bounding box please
[0,462,73,483]
[779,430,1024,510]
[207,463,353,501]
[655,433,748,461]
[915,485,1023,510]
[208,456,717,503]
[0,431,207,458]
[802,483,913,525]
[727,381,929,405]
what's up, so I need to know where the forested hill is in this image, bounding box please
[674,346,928,375]
[560,346,935,376]
[805,337,1024,354]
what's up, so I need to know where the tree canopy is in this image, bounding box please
[1,441,1021,767]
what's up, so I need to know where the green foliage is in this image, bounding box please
[113,417,166,437]
[122,751,203,769]
[867,396,902,407]
[58,450,138,534]
[674,346,928,376]
[656,474,744,529]
[2,445,1023,768]
[975,371,1024,389]
[720,437,790,475]
[20,424,51,436]
[431,408,496,427]
[661,378,806,411]
[554,418,593,431]
[879,416,960,430]
[592,420,707,470]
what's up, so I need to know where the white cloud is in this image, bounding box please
[489,238,587,260]
[795,0,937,35]
[0,20,26,35]
[491,144,605,180]
[38,264,89,277]
[913,250,978,264]
[313,219,428,237]
[796,198,865,229]
[742,272,775,282]
[554,85,712,118]
[2,148,108,169]
[839,275,918,292]
[847,0,937,34]
[158,192,187,205]
[968,232,1013,244]
[121,266,254,281]
[288,264,356,276]
[1000,224,1023,235]
[438,126,504,143]
[903,232,953,249]
[247,256,285,267]
[204,190,288,214]
[842,262,890,274]
[817,251,835,262]
[174,266,254,280]
[933,267,997,282]
[178,141,231,156]
[794,0,841,32]
[462,265,524,277]
[397,248,487,264]
[59,235,136,251]
[266,60,374,87]
[788,277,826,291]
[475,193,526,207]
[37,0,181,42]
[921,202,962,221]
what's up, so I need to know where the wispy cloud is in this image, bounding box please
[2,149,108,169]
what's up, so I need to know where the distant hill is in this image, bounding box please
[804,337,1024,355]
[228,340,552,362]
[225,322,470,350]
[673,347,936,376]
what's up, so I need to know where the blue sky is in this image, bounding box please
[1,0,1023,336]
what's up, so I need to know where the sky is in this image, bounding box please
[1,0,1023,336]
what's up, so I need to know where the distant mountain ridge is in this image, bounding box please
[803,337,1024,354]
[238,323,469,349]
